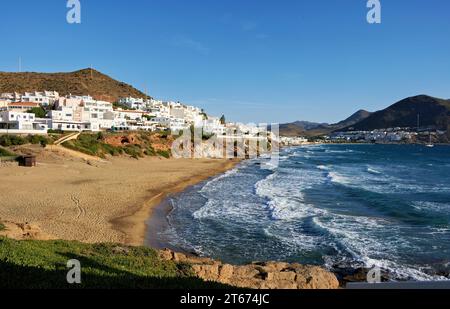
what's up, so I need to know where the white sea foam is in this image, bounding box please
[327,171,351,185]
[312,214,448,281]
[263,226,322,251]
[367,167,382,175]
[254,168,325,220]
[412,201,450,214]
[317,165,331,171]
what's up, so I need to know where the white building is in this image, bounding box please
[0,92,21,102]
[49,95,115,131]
[2,102,40,112]
[0,111,48,134]
[119,97,150,110]
[149,116,188,133]
[21,91,59,106]
[201,117,226,135]
[280,136,308,146]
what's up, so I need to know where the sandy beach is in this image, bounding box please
[0,147,239,245]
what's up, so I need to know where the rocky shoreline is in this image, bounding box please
[159,248,340,289]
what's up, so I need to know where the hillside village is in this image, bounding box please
[0,90,265,138]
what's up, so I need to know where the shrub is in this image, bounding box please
[27,135,49,147]
[26,107,47,118]
[123,145,143,159]
[0,135,27,147]
[0,222,5,231]
[157,150,171,159]
[144,146,156,156]
[0,147,16,157]
[102,143,121,156]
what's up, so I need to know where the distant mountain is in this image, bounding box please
[281,95,450,137]
[280,109,371,137]
[340,95,450,132]
[0,68,150,103]
[279,121,327,136]
[332,109,372,129]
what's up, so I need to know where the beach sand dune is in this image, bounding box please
[0,148,239,245]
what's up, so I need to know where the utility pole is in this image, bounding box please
[18,57,21,72]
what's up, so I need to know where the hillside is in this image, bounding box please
[0,68,150,103]
[332,109,372,129]
[279,121,327,137]
[341,95,450,131]
[280,110,371,137]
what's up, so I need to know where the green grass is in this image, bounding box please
[0,237,230,289]
[0,146,16,157]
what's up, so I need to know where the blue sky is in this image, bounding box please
[0,0,449,123]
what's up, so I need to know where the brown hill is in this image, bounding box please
[0,68,150,103]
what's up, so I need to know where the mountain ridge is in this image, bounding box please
[280,95,450,136]
[340,95,450,132]
[280,109,371,137]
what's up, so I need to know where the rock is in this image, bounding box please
[192,264,220,281]
[266,271,297,281]
[232,265,261,278]
[112,246,130,255]
[218,264,234,281]
[158,248,174,261]
[156,249,339,289]
[0,220,54,241]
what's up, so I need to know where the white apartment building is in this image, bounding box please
[0,92,21,102]
[48,106,100,132]
[202,117,226,135]
[148,101,170,118]
[150,116,188,133]
[119,97,150,110]
[49,95,115,132]
[0,111,48,134]
[2,102,40,112]
[21,91,59,106]
[114,109,149,122]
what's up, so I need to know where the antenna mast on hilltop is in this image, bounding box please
[18,56,21,72]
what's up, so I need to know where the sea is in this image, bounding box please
[150,144,450,281]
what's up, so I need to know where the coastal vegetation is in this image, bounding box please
[0,146,16,157]
[61,132,172,159]
[0,134,51,148]
[0,237,228,289]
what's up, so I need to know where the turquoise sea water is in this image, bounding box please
[155,144,450,281]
